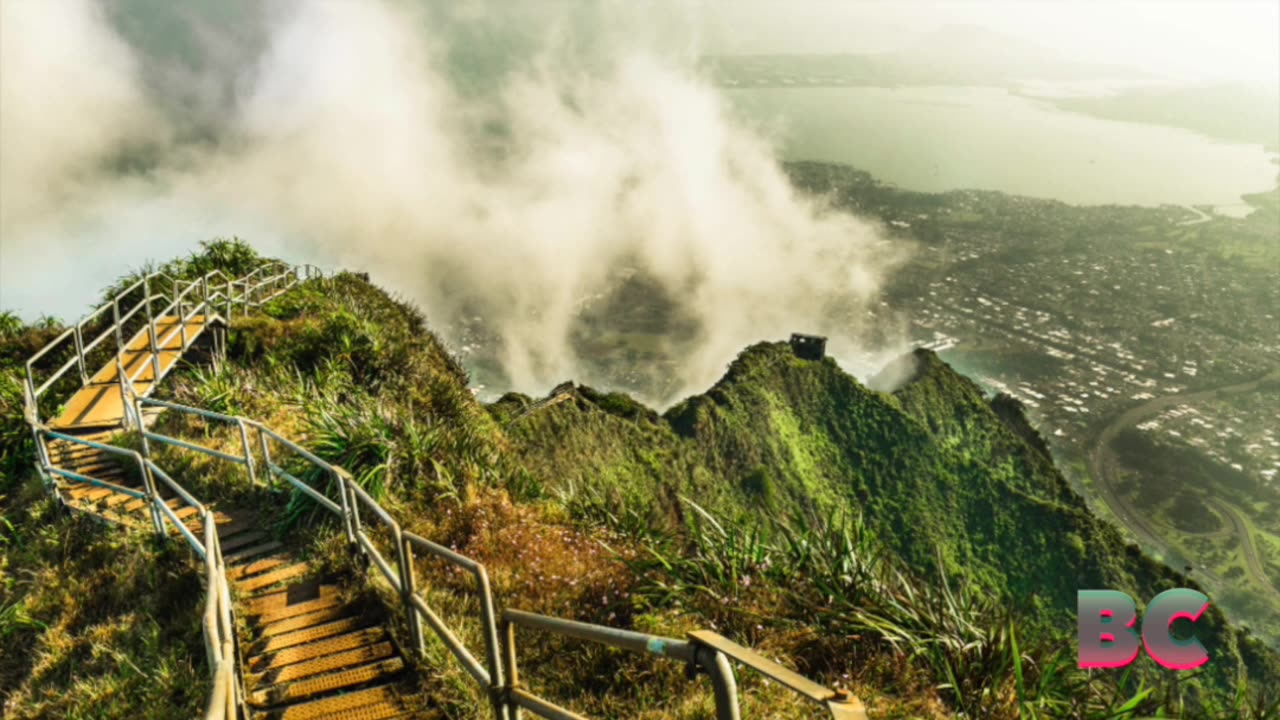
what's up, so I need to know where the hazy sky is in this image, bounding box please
[702,1,1280,90]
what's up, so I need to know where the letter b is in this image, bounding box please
[1078,590,1140,668]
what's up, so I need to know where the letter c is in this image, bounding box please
[1142,588,1209,670]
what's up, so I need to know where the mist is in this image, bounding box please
[0,0,905,404]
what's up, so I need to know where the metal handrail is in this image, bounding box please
[23,260,311,720]
[135,394,865,720]
[23,260,302,427]
[25,259,861,719]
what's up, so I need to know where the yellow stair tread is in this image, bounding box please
[250,641,394,686]
[239,563,312,594]
[231,556,292,581]
[243,583,338,617]
[252,657,404,706]
[251,594,343,626]
[269,684,403,720]
[253,616,368,655]
[248,628,387,673]
[260,606,351,638]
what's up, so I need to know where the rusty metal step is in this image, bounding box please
[265,683,402,720]
[248,628,386,673]
[225,540,285,565]
[259,606,350,638]
[252,616,367,655]
[243,582,337,617]
[252,657,405,707]
[230,556,292,581]
[250,641,394,687]
[239,562,311,594]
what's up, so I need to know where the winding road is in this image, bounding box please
[1088,367,1280,602]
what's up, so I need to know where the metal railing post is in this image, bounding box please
[116,357,133,430]
[696,647,740,720]
[112,300,124,352]
[257,429,273,489]
[139,454,165,537]
[225,279,233,320]
[502,619,521,720]
[73,325,88,383]
[473,564,506,720]
[237,420,257,485]
[398,532,425,656]
[335,470,355,544]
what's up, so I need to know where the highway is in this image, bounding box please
[1087,367,1280,602]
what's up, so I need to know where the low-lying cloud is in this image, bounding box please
[0,0,906,404]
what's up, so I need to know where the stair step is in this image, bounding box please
[306,700,412,720]
[243,583,337,617]
[260,606,351,638]
[251,594,343,626]
[250,640,394,686]
[230,556,291,581]
[248,628,386,673]
[62,459,121,475]
[216,517,258,539]
[66,485,114,501]
[239,562,311,594]
[224,540,285,564]
[267,684,402,720]
[184,511,235,533]
[253,616,367,655]
[100,491,135,508]
[252,657,404,706]
[221,530,271,554]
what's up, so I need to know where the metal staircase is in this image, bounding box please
[22,260,866,720]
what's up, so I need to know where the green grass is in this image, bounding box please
[4,240,1280,718]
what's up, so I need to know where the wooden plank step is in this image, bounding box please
[267,683,401,720]
[252,657,404,706]
[231,556,292,581]
[259,606,350,638]
[252,616,367,655]
[239,563,312,594]
[225,540,285,565]
[250,641,394,686]
[248,628,386,673]
[242,582,336,617]
[251,594,342,627]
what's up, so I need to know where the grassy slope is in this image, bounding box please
[503,342,1280,714]
[4,242,1280,718]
